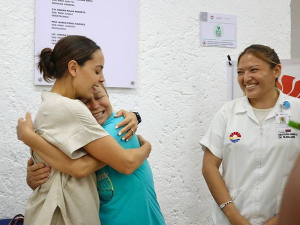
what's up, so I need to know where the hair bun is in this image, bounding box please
[37,35,101,82]
[38,48,56,81]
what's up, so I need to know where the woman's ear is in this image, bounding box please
[67,60,78,77]
[274,64,282,79]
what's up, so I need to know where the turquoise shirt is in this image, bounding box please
[96,113,165,225]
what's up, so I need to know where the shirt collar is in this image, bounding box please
[234,90,287,121]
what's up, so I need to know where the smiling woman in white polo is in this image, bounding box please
[201,44,300,225]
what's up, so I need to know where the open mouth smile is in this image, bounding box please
[245,84,258,89]
[93,110,105,117]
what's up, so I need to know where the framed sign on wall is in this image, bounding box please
[35,0,138,88]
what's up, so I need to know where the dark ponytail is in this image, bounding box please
[37,35,101,82]
[38,48,56,82]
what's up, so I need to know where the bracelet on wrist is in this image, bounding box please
[219,201,233,210]
[133,112,142,124]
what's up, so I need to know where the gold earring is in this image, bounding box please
[72,74,76,77]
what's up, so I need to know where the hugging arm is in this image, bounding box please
[115,110,140,141]
[26,110,143,188]
[18,113,106,179]
[28,135,106,179]
[25,150,105,188]
[26,110,144,189]
[18,112,150,178]
[27,158,50,190]
[83,134,150,175]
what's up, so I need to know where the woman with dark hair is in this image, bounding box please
[201,44,300,225]
[17,35,151,225]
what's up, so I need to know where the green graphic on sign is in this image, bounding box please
[214,24,223,38]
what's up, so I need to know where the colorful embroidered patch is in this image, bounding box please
[229,132,241,143]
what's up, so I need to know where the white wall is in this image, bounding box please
[291,0,300,58]
[0,0,291,224]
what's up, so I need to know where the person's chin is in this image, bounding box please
[97,118,106,126]
[245,86,259,97]
[96,115,109,126]
[246,90,260,99]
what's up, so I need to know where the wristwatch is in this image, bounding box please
[133,112,142,124]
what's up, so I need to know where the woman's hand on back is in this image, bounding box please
[115,110,138,141]
[137,135,151,158]
[27,158,51,190]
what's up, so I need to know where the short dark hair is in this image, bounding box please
[238,44,281,82]
[38,35,101,82]
[238,44,280,68]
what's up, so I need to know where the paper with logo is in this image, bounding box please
[276,112,290,134]
[200,12,237,48]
